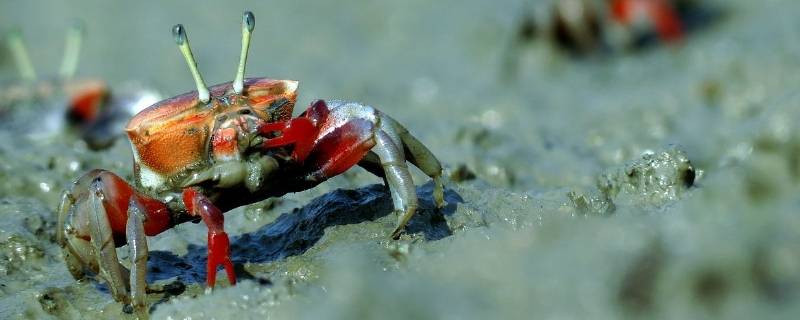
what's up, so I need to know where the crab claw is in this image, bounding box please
[206,232,235,288]
[182,188,236,287]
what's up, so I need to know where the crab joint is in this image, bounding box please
[173,24,210,103]
[59,20,85,80]
[233,11,255,94]
[6,29,36,82]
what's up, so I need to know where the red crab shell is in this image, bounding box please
[125,78,298,178]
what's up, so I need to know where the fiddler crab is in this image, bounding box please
[513,0,685,55]
[1,23,160,149]
[58,11,444,314]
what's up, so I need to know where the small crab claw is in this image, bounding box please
[182,188,236,288]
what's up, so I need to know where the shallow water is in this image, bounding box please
[1,0,799,319]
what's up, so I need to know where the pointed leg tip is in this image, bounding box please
[207,232,236,288]
[390,228,404,240]
[206,270,217,289]
[434,194,446,209]
[433,176,446,208]
[224,260,237,285]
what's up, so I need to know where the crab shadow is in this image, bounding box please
[144,182,463,285]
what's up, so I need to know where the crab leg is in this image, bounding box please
[357,151,387,181]
[379,115,445,208]
[87,180,130,303]
[59,169,175,312]
[126,198,149,315]
[57,192,82,274]
[372,130,419,239]
[182,188,236,287]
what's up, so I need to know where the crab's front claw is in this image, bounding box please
[206,232,235,288]
[182,188,237,288]
[258,117,317,162]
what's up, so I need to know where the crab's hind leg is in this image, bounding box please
[357,151,388,183]
[378,114,445,208]
[372,130,419,239]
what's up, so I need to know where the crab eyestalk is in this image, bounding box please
[6,29,36,82]
[233,11,255,94]
[173,24,210,103]
[59,21,85,80]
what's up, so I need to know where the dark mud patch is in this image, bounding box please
[143,183,463,286]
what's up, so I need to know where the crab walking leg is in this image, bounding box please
[358,151,388,180]
[126,198,149,315]
[182,188,236,287]
[57,191,90,279]
[379,114,446,208]
[87,180,130,303]
[372,131,419,239]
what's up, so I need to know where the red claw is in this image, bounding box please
[259,117,318,162]
[207,232,235,287]
[182,188,236,287]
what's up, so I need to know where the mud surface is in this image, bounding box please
[1,0,800,319]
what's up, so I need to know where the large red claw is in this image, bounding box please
[259,117,317,162]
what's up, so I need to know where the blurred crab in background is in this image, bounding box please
[58,11,445,315]
[0,22,160,149]
[503,0,719,60]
